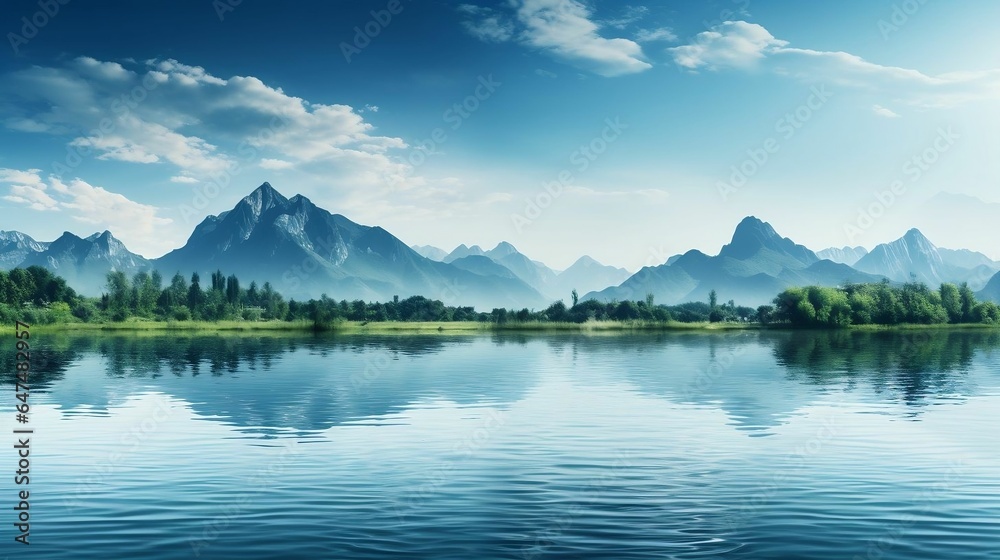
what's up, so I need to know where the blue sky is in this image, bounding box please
[1,0,999,270]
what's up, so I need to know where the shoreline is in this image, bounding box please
[13,320,1000,335]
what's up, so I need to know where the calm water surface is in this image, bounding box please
[2,330,999,559]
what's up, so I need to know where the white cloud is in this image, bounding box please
[259,158,294,170]
[0,56,530,251]
[601,5,649,29]
[872,104,900,118]
[5,185,59,211]
[669,21,1000,107]
[670,21,786,70]
[535,68,558,79]
[0,57,408,185]
[0,168,57,213]
[73,56,133,81]
[0,168,44,185]
[0,170,172,255]
[516,0,652,77]
[634,27,677,43]
[70,116,228,173]
[460,0,651,77]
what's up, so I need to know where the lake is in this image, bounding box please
[2,329,999,559]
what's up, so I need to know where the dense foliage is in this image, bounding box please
[0,266,79,324]
[772,280,1000,327]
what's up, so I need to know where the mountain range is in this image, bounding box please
[417,241,630,300]
[2,182,999,308]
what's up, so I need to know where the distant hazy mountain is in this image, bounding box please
[585,217,883,306]
[977,271,1000,304]
[154,183,547,310]
[553,256,631,299]
[443,241,624,301]
[19,230,151,294]
[447,255,519,280]
[938,248,998,271]
[0,230,48,270]
[718,216,819,267]
[481,242,560,299]
[8,186,998,310]
[854,229,948,285]
[443,244,486,263]
[411,244,448,261]
[817,246,869,266]
[851,229,1000,290]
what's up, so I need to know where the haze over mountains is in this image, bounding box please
[816,246,868,266]
[1,182,999,308]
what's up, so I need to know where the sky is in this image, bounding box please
[1,0,999,271]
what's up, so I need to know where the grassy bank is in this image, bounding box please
[18,319,759,334]
[11,319,999,335]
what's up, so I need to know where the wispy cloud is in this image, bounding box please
[601,5,649,29]
[0,168,58,211]
[259,158,294,170]
[458,4,515,43]
[634,27,677,43]
[670,21,785,71]
[872,104,900,118]
[459,0,651,77]
[0,169,173,254]
[669,20,1000,107]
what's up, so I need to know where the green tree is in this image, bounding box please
[225,274,240,305]
[132,271,160,317]
[940,283,963,323]
[105,271,132,320]
[959,282,977,322]
[757,304,775,325]
[187,272,204,316]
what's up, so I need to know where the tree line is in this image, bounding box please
[770,280,1000,327]
[0,266,734,326]
[0,266,997,327]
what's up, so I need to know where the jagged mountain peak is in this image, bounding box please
[817,245,869,266]
[719,216,817,265]
[903,228,935,246]
[153,182,549,310]
[570,255,601,267]
[239,182,289,217]
[53,231,84,244]
[854,228,946,284]
[411,244,448,261]
[86,230,115,242]
[881,228,940,256]
[489,241,519,257]
[0,230,49,269]
[443,244,486,263]
[735,215,776,234]
[726,216,782,248]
